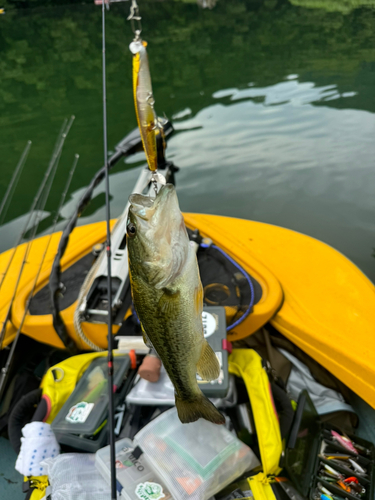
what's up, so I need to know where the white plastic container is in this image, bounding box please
[126,365,176,406]
[95,438,172,500]
[126,368,237,409]
[134,408,260,500]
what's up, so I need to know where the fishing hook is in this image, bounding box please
[151,173,158,196]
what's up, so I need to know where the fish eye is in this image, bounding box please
[127,222,137,238]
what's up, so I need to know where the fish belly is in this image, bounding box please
[132,246,203,399]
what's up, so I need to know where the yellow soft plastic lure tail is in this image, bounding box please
[130,39,158,172]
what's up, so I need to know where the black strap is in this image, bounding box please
[48,124,174,350]
[8,388,42,454]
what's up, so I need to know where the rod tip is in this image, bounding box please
[75,154,79,158]
[27,140,32,144]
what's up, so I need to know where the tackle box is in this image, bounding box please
[96,438,173,500]
[197,306,230,398]
[134,407,260,500]
[282,390,375,500]
[52,354,131,452]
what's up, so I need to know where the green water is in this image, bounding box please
[1,0,375,282]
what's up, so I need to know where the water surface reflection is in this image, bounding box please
[1,0,374,280]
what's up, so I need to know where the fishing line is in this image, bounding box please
[101,1,117,498]
[0,154,79,398]
[0,140,32,227]
[0,117,74,350]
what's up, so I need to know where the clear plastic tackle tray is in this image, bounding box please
[52,354,130,437]
[96,438,172,500]
[134,408,260,500]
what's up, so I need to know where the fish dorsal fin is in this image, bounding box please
[197,340,220,381]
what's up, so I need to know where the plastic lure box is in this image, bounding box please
[52,354,131,451]
[96,438,172,500]
[283,390,375,500]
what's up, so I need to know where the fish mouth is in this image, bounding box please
[129,184,175,221]
[128,193,155,220]
[128,184,188,288]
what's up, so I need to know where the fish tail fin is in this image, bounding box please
[175,392,225,425]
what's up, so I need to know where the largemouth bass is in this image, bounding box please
[127,184,225,425]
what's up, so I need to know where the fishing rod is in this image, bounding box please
[0,149,61,352]
[0,140,32,227]
[0,117,74,296]
[101,2,116,498]
[0,117,74,350]
[0,154,79,399]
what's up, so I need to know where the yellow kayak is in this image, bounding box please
[186,213,375,410]
[0,213,374,409]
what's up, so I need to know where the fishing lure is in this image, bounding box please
[326,458,355,472]
[344,478,365,495]
[321,494,333,500]
[317,483,336,497]
[331,431,358,455]
[337,481,352,494]
[318,491,347,500]
[351,442,372,456]
[348,459,367,475]
[343,477,359,484]
[321,464,344,479]
[130,38,159,173]
[318,474,337,483]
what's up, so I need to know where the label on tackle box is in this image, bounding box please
[135,481,167,500]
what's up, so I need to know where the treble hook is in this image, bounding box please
[151,173,159,196]
[127,0,142,37]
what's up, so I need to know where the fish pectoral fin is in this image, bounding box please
[196,340,221,381]
[141,324,154,349]
[158,289,180,316]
